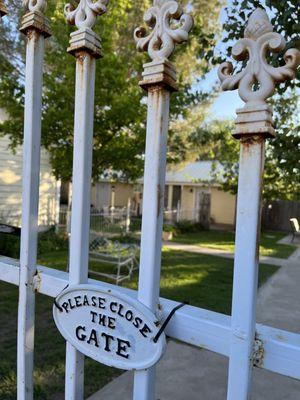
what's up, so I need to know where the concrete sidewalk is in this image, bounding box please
[164,241,286,267]
[88,247,300,400]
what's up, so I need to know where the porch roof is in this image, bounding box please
[163,161,223,186]
[97,161,224,186]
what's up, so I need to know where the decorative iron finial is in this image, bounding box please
[134,0,193,61]
[23,0,47,13]
[64,0,108,30]
[20,0,51,37]
[218,8,300,108]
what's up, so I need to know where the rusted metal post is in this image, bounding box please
[133,2,193,399]
[17,1,51,399]
[63,1,108,399]
[218,8,300,400]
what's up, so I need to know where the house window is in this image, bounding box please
[164,185,169,208]
[172,185,181,209]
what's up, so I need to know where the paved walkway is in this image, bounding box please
[164,241,286,266]
[89,244,300,400]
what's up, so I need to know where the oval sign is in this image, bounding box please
[53,284,166,370]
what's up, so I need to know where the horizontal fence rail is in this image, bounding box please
[0,2,300,400]
[1,258,300,381]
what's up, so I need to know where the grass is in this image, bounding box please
[0,247,278,399]
[172,230,296,259]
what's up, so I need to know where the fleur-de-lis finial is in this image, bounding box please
[65,0,108,30]
[134,0,193,61]
[218,8,300,108]
[23,0,47,13]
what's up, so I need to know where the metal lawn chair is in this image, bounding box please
[88,233,139,284]
[290,218,300,243]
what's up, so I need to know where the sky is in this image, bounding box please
[198,68,244,119]
[195,1,244,120]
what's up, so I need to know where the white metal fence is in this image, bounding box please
[0,2,299,400]
[58,207,204,236]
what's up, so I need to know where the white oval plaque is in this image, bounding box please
[53,284,166,370]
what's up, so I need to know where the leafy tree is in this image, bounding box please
[204,1,300,200]
[0,0,224,182]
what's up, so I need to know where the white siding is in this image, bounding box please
[0,135,59,227]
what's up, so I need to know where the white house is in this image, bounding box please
[0,110,60,227]
[89,161,237,228]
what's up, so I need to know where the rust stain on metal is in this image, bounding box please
[240,134,265,147]
[32,270,42,293]
[253,337,264,368]
[26,28,36,41]
[76,51,87,65]
[157,184,162,217]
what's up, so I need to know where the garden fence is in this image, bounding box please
[0,2,299,400]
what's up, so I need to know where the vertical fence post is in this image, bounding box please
[133,2,193,399]
[63,1,108,398]
[17,2,51,399]
[218,8,300,400]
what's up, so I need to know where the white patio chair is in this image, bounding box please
[88,233,139,284]
[290,218,300,243]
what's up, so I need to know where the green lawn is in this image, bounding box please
[172,230,296,259]
[0,248,278,399]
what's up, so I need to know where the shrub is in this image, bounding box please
[0,234,19,258]
[175,220,204,234]
[0,227,68,259]
[37,227,68,255]
[163,224,176,233]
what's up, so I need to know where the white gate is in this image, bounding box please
[0,1,299,400]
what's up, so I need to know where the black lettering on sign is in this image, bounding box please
[68,298,75,310]
[83,295,90,306]
[110,301,118,313]
[140,324,152,338]
[125,310,133,322]
[116,338,131,359]
[117,303,125,318]
[91,296,97,307]
[133,316,142,328]
[61,302,69,313]
[98,297,106,309]
[99,313,106,326]
[74,295,82,307]
[87,329,99,348]
[90,311,97,323]
[76,326,86,341]
[101,332,115,352]
[107,316,116,330]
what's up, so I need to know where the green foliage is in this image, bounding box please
[0,0,224,181]
[162,224,176,233]
[0,233,19,258]
[0,248,278,398]
[37,227,69,255]
[172,229,296,259]
[0,228,68,258]
[174,219,205,234]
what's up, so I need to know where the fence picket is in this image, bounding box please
[63,1,108,398]
[218,8,300,399]
[17,2,51,399]
[133,2,193,399]
[0,3,299,400]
